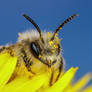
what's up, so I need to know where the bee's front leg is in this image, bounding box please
[50,57,64,86]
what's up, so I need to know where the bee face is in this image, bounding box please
[29,32,61,67]
[18,31,62,74]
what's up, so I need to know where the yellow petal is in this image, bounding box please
[0,73,48,92]
[0,52,91,92]
[83,86,92,92]
[45,67,78,92]
[0,53,17,89]
[70,73,92,92]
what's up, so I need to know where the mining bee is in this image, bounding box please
[0,13,77,85]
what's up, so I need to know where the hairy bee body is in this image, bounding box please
[0,30,64,85]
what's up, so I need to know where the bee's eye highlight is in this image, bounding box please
[30,42,40,56]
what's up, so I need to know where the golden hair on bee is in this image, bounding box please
[0,13,78,85]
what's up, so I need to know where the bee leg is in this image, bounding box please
[22,49,36,74]
[49,63,62,86]
[55,57,64,82]
[49,57,64,86]
[50,71,54,86]
[0,47,6,52]
[23,57,36,74]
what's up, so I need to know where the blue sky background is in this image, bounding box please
[0,0,92,83]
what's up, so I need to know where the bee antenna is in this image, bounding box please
[51,14,78,40]
[22,13,44,43]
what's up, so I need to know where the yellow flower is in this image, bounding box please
[0,52,92,92]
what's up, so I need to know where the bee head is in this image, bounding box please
[29,32,61,67]
[19,13,77,70]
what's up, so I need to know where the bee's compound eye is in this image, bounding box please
[30,42,40,56]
